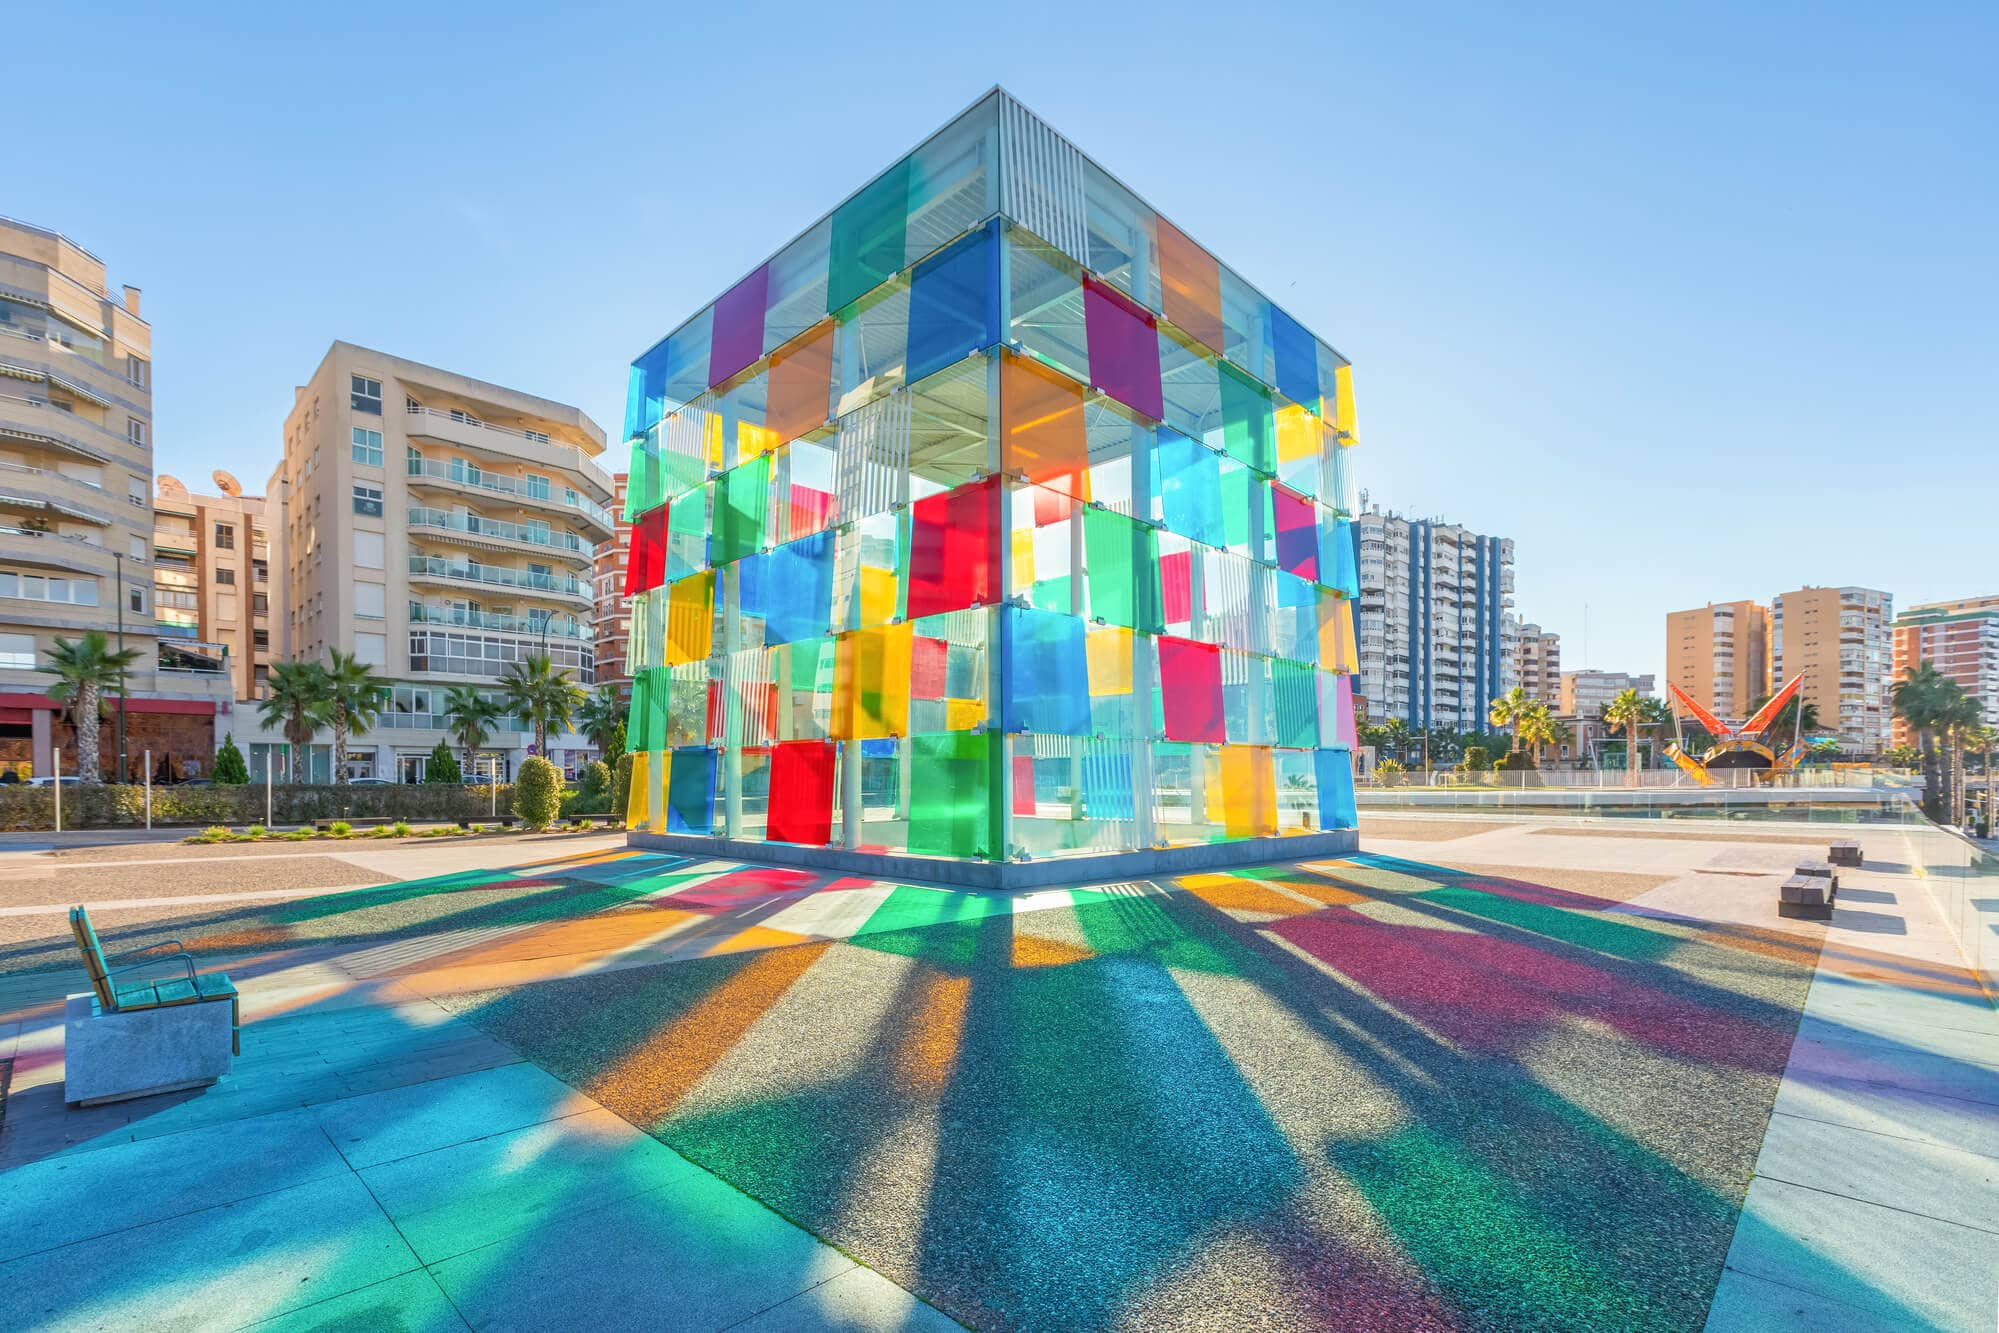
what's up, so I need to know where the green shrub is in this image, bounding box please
[610,754,633,823]
[392,820,412,837]
[185,825,232,844]
[424,742,462,784]
[1496,749,1538,771]
[212,736,250,785]
[279,828,312,841]
[328,820,353,837]
[1375,758,1405,787]
[514,756,561,831]
[1458,745,1492,773]
[579,760,610,800]
[245,824,268,839]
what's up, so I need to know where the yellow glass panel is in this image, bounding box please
[1333,363,1357,439]
[1275,402,1317,463]
[625,750,650,829]
[945,697,985,731]
[1086,624,1133,696]
[833,623,912,739]
[665,572,714,666]
[1319,592,1358,672]
[736,419,781,463]
[1220,745,1278,838]
[1011,527,1035,587]
[705,412,725,468]
[857,565,897,628]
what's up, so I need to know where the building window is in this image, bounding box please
[254,629,270,649]
[126,356,149,389]
[129,586,145,614]
[253,559,268,583]
[214,523,235,549]
[352,484,383,517]
[351,375,383,414]
[0,633,32,669]
[355,581,386,619]
[525,473,552,501]
[216,568,236,586]
[253,592,268,614]
[0,572,99,606]
[127,417,148,447]
[525,429,550,444]
[351,427,384,466]
[128,478,146,507]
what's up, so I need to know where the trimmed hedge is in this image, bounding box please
[0,782,519,831]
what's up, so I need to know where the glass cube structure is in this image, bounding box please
[619,89,1360,884]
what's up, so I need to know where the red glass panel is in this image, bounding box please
[1161,549,1193,625]
[1158,636,1224,743]
[624,507,668,596]
[911,635,948,700]
[907,476,997,620]
[1011,751,1036,816]
[766,739,836,846]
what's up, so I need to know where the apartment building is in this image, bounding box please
[1354,504,1515,730]
[0,216,229,780]
[1771,586,1893,752]
[1511,620,1561,707]
[591,473,631,692]
[153,472,273,704]
[1665,599,1769,723]
[1892,595,1999,745]
[268,343,614,782]
[1560,669,1656,720]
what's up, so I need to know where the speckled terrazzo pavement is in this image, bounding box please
[435,854,1822,1332]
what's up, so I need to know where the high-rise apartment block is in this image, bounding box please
[1560,669,1656,720]
[1511,620,1561,708]
[593,473,632,691]
[619,90,1361,879]
[1354,504,1514,731]
[1892,595,1999,744]
[153,473,271,706]
[269,343,614,781]
[1771,585,1893,752]
[0,216,229,780]
[1666,600,1769,723]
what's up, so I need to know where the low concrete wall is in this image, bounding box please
[625,828,1359,890]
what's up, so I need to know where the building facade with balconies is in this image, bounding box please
[1772,585,1893,753]
[1666,599,1770,724]
[270,343,614,781]
[1891,594,1999,747]
[592,473,632,692]
[153,473,272,705]
[1510,619,1561,708]
[1354,502,1515,731]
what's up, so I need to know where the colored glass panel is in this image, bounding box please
[1269,305,1318,409]
[1161,548,1193,626]
[1083,276,1163,421]
[766,321,835,446]
[1011,751,1037,817]
[1315,748,1358,829]
[1084,506,1163,634]
[1321,515,1359,599]
[1082,743,1135,821]
[828,157,911,314]
[1156,215,1224,355]
[1218,362,1273,474]
[1220,745,1278,839]
[1086,624,1134,696]
[1003,607,1089,735]
[1334,674,1358,749]
[907,731,995,858]
[1155,430,1223,546]
[833,622,912,739]
[1333,362,1357,438]
[905,219,999,384]
[665,572,714,666]
[907,477,996,620]
[709,265,769,389]
[1272,483,1318,581]
[766,739,836,846]
[1319,592,1358,673]
[666,487,708,581]
[1272,659,1318,749]
[1159,636,1224,743]
[666,746,717,834]
[713,455,770,565]
[625,506,668,596]
[1001,353,1089,497]
[624,749,652,829]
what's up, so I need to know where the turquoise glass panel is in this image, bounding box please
[1155,430,1223,546]
[828,157,912,314]
[1315,748,1358,829]
[667,746,716,834]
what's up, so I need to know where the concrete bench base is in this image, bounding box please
[63,992,233,1107]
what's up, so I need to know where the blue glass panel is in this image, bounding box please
[905,219,1000,384]
[1314,748,1357,830]
[1154,429,1223,546]
[667,745,717,834]
[1270,304,1318,409]
[760,530,836,646]
[860,738,897,759]
[1083,743,1134,821]
[1002,606,1089,735]
[1320,516,1359,599]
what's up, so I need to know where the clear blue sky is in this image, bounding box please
[12,2,1994,687]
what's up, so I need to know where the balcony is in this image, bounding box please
[406,554,591,605]
[403,406,613,501]
[407,507,594,565]
[0,460,117,527]
[0,525,116,574]
[0,391,132,467]
[409,603,591,640]
[405,458,616,537]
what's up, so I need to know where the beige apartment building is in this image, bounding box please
[1891,595,1999,746]
[265,343,613,782]
[1772,585,1893,753]
[0,216,228,780]
[1511,620,1561,707]
[153,472,272,704]
[1665,600,1769,723]
[593,473,631,692]
[1559,669,1656,720]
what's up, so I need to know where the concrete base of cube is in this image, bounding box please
[626,828,1360,889]
[63,993,233,1107]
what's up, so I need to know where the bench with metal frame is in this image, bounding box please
[65,906,240,1105]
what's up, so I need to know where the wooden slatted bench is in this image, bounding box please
[65,906,239,1106]
[1828,839,1862,868]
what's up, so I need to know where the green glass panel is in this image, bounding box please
[828,158,912,315]
[1272,659,1318,748]
[624,437,663,518]
[713,455,770,566]
[908,731,996,858]
[1084,506,1163,634]
[1219,361,1274,474]
[1221,469,1251,550]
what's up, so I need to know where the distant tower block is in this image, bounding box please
[616,90,1362,886]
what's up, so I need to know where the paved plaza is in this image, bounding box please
[0,817,1993,1330]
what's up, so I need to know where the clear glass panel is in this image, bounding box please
[1083,160,1158,310]
[1006,227,1089,382]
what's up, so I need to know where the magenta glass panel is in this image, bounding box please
[1158,635,1224,743]
[1271,482,1318,581]
[1083,275,1163,422]
[708,264,770,389]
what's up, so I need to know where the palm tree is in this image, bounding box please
[1939,690,1981,826]
[1748,690,1820,745]
[1603,688,1648,787]
[1893,661,1953,820]
[42,632,143,784]
[258,660,331,783]
[443,685,503,783]
[321,650,388,784]
[1488,686,1533,754]
[1969,724,1999,834]
[575,685,627,760]
[1517,703,1558,768]
[499,654,586,757]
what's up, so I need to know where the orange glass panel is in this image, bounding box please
[832,622,912,739]
[1157,216,1224,355]
[767,321,835,445]
[1318,591,1358,672]
[1220,745,1278,838]
[1000,351,1089,499]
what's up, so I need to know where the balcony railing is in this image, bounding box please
[408,603,590,640]
[406,555,589,598]
[407,506,590,555]
[404,405,612,496]
[405,457,615,530]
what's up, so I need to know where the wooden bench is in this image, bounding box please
[1828,839,1862,868]
[1778,874,1835,920]
[66,906,239,1105]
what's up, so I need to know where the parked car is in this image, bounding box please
[345,777,393,785]
[26,776,82,788]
